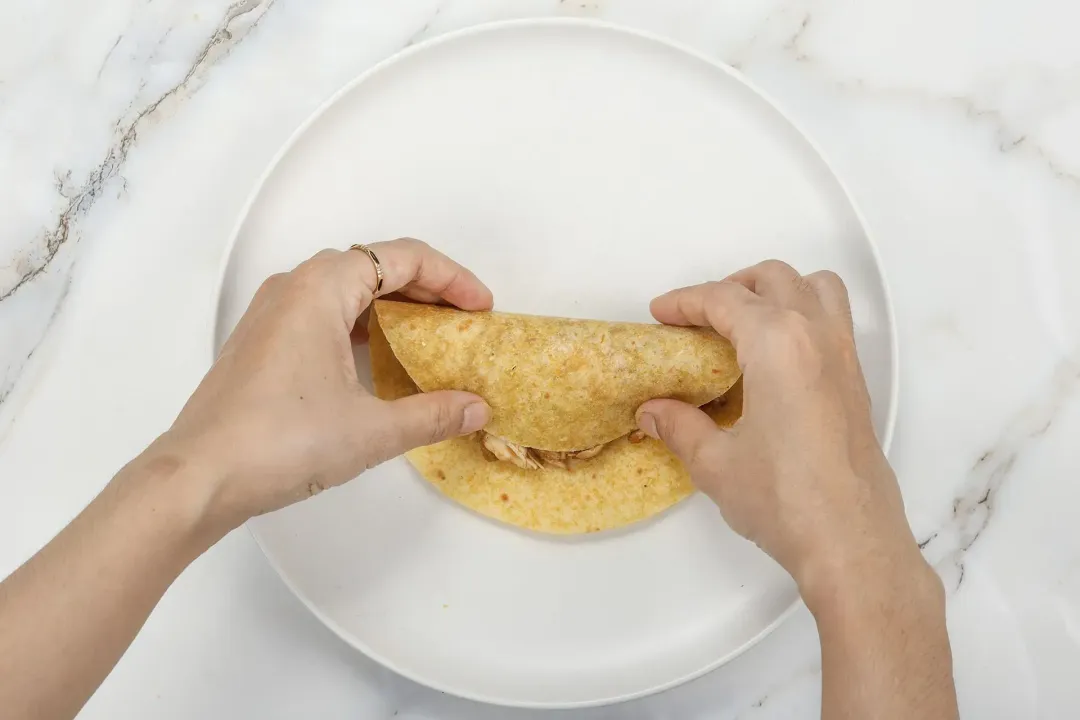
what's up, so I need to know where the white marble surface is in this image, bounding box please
[1,1,1079,717]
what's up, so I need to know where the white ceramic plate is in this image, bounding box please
[214,19,897,708]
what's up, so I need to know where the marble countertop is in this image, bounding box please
[2,1,1079,717]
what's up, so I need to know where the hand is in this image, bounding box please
[636,261,925,596]
[159,239,494,531]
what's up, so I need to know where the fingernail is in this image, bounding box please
[461,402,491,434]
[637,411,659,439]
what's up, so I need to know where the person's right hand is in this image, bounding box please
[635,261,928,599]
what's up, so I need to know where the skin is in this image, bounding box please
[0,245,957,720]
[637,261,958,720]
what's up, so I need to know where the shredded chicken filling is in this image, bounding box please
[479,432,608,471]
[477,392,731,471]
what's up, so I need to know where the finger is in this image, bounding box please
[725,259,815,310]
[350,307,371,344]
[352,289,443,330]
[636,399,733,476]
[804,270,854,331]
[397,286,445,305]
[366,391,491,465]
[650,281,765,347]
[348,238,494,311]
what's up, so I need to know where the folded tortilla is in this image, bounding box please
[373,300,739,451]
[369,300,743,534]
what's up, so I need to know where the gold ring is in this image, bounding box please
[350,243,384,295]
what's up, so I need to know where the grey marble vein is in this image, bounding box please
[816,78,1080,193]
[921,354,1080,590]
[404,3,443,48]
[782,12,813,62]
[0,0,277,407]
[1,0,275,303]
[729,5,1080,194]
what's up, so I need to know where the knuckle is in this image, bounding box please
[791,274,815,297]
[703,279,745,306]
[701,280,729,303]
[806,270,854,326]
[652,409,680,442]
[814,269,846,292]
[759,259,798,278]
[258,272,287,294]
[653,410,718,471]
[294,259,324,281]
[424,400,458,444]
[289,261,332,296]
[394,236,426,250]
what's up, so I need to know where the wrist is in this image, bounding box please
[799,536,943,626]
[781,466,940,616]
[113,436,236,553]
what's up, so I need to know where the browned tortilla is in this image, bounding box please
[374,300,740,451]
[368,302,743,534]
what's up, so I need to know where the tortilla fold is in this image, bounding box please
[368,300,743,534]
[373,299,739,451]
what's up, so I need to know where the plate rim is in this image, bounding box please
[211,16,900,709]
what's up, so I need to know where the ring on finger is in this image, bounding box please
[349,243,384,296]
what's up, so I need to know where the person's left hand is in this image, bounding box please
[157,239,494,531]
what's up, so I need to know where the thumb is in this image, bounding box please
[376,391,491,460]
[636,399,730,474]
